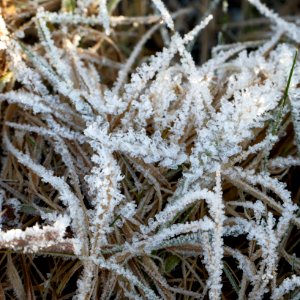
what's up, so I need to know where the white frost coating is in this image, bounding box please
[205,168,225,300]
[183,14,213,43]
[289,58,300,153]
[0,216,70,252]
[5,121,87,143]
[248,0,300,43]
[151,0,174,30]
[140,188,215,235]
[269,156,300,169]
[99,0,110,35]
[3,133,88,255]
[142,217,214,253]
[85,124,187,168]
[93,257,162,300]
[0,1,300,299]
[271,275,300,300]
[0,15,9,50]
[0,189,4,229]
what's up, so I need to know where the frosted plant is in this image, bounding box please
[0,0,300,299]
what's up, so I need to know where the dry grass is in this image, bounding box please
[0,0,300,299]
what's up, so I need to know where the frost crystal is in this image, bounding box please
[0,0,300,299]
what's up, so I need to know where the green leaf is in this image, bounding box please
[223,261,240,295]
[62,0,76,13]
[164,255,181,273]
[271,50,298,135]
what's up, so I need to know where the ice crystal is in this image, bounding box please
[0,0,300,299]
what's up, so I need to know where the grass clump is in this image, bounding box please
[0,0,300,299]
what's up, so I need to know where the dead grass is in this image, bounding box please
[0,0,300,299]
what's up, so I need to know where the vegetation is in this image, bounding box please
[0,0,300,299]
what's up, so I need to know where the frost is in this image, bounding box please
[0,215,71,253]
[99,0,110,35]
[151,0,174,30]
[248,0,300,43]
[272,275,300,300]
[0,0,300,299]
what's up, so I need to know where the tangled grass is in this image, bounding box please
[0,0,300,299]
